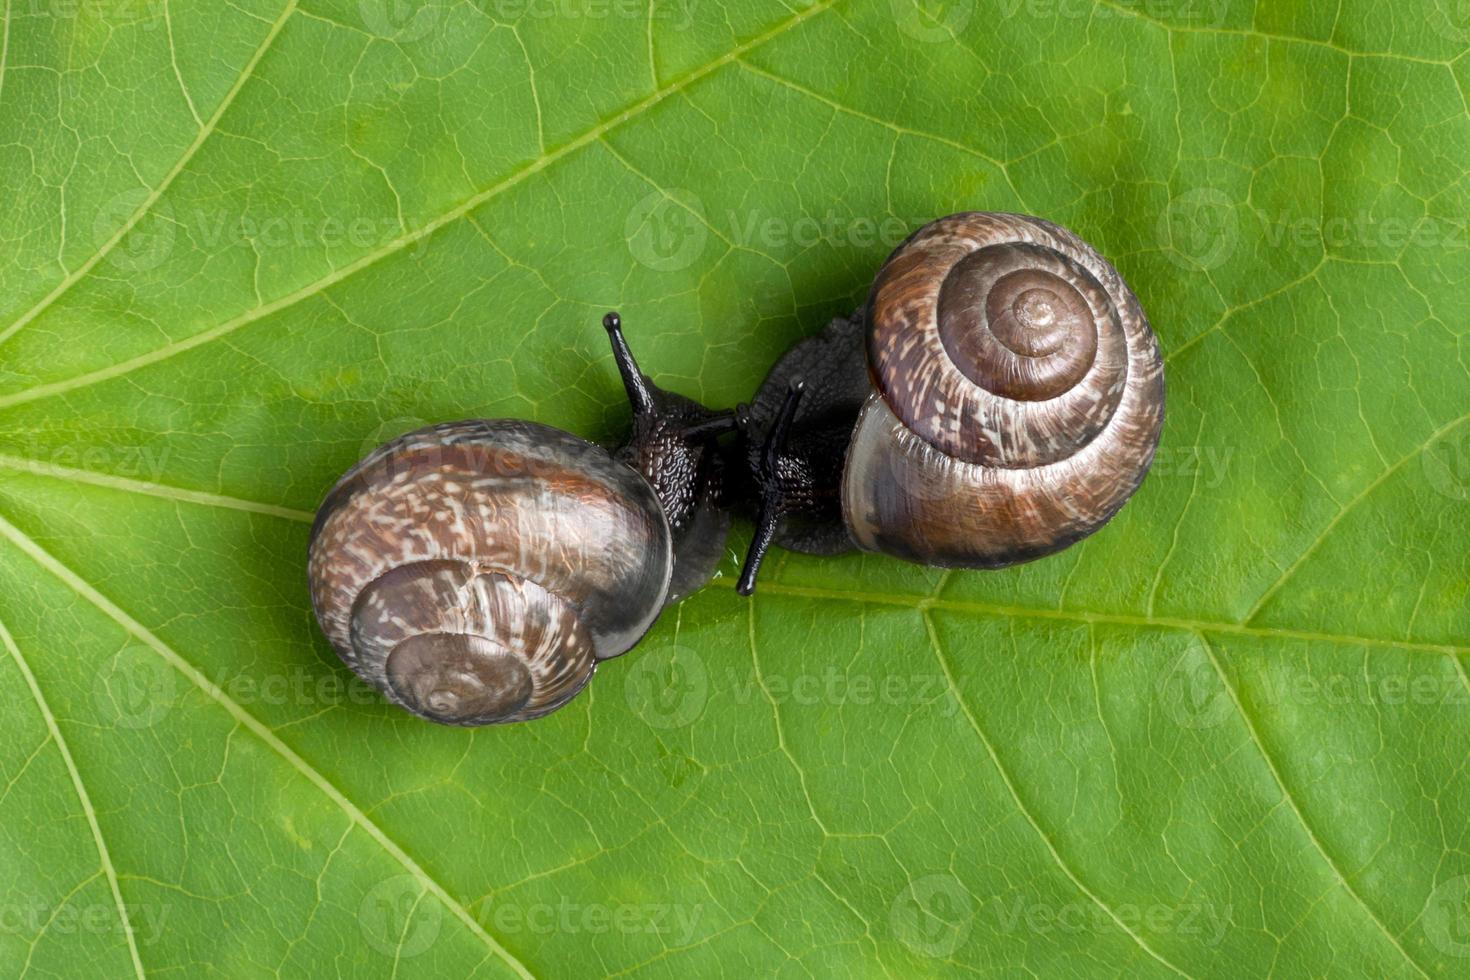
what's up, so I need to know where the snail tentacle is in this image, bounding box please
[735,380,808,596]
[602,311,735,601]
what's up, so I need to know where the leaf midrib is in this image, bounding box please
[741,579,1470,659]
[0,448,1462,660]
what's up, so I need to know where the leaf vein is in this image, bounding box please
[0,616,147,979]
[0,513,536,980]
[1097,0,1457,66]
[1195,632,1431,978]
[1244,412,1470,624]
[731,580,1470,658]
[0,0,11,112]
[0,0,300,349]
[0,0,841,410]
[0,453,315,522]
[926,610,1195,978]
[4,453,1463,659]
[747,601,830,835]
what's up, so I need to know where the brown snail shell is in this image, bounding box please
[308,419,672,725]
[842,212,1165,567]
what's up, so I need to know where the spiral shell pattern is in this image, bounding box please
[844,212,1165,568]
[308,419,672,725]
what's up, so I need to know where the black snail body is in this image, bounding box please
[307,212,1165,726]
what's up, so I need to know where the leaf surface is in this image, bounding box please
[0,0,1466,975]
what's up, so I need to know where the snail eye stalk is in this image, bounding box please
[600,310,736,603]
[602,311,657,417]
[736,380,806,596]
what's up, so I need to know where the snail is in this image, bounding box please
[306,210,1165,726]
[733,211,1165,594]
[307,315,734,725]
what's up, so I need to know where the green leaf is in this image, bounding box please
[0,0,1466,975]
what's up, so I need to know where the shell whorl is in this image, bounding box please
[308,419,673,725]
[844,212,1165,568]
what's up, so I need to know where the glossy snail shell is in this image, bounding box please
[842,212,1165,567]
[308,419,672,725]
